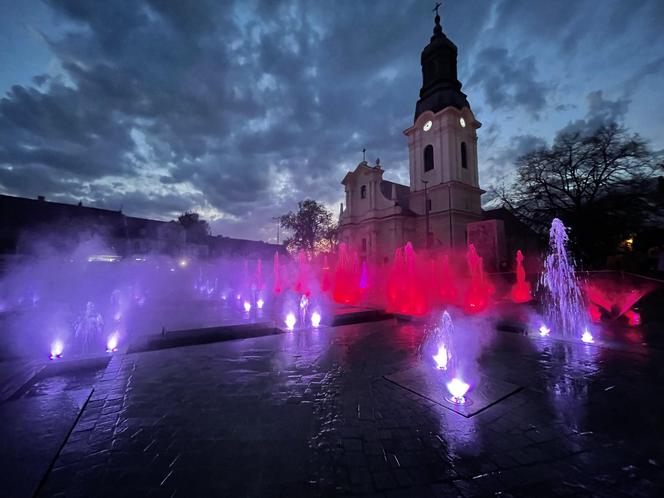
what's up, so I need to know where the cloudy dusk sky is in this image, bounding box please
[1,0,662,241]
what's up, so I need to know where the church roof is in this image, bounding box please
[414,11,469,121]
[379,180,411,209]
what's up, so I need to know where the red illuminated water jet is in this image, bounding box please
[332,243,361,304]
[510,250,532,303]
[464,244,492,313]
[294,250,311,296]
[583,276,656,325]
[386,243,429,316]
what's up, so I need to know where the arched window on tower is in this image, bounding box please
[424,145,434,172]
[360,185,367,199]
[461,142,468,169]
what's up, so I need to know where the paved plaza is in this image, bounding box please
[1,316,663,497]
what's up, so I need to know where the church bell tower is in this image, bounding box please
[403,6,484,248]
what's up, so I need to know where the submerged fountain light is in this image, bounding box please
[256,298,264,310]
[285,312,296,331]
[243,301,252,312]
[446,378,470,404]
[581,328,594,343]
[311,311,321,328]
[539,324,551,337]
[106,333,119,353]
[432,344,448,370]
[49,340,63,360]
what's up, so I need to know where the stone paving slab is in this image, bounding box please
[385,365,522,418]
[31,319,664,497]
[0,387,92,498]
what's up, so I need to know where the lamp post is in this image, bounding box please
[422,180,431,249]
[448,183,453,250]
[271,216,281,244]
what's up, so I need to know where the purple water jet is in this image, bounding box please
[538,218,590,340]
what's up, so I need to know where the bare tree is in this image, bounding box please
[498,123,661,265]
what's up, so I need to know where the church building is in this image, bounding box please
[338,10,492,264]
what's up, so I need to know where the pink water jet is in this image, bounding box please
[464,244,492,313]
[583,277,656,324]
[510,250,532,303]
[332,243,361,304]
[273,252,283,294]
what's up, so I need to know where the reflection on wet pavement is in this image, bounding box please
[29,319,664,497]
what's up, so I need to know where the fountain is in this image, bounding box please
[464,244,492,313]
[332,243,360,305]
[420,311,471,405]
[510,250,532,303]
[73,301,104,354]
[299,294,309,325]
[273,252,283,294]
[285,312,296,331]
[538,218,590,340]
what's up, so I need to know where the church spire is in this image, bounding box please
[433,2,442,36]
[414,4,469,121]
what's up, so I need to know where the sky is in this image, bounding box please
[1,0,663,242]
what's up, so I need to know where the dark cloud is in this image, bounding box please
[469,48,551,118]
[0,0,662,240]
[558,90,631,137]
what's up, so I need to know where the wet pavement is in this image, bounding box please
[5,317,663,497]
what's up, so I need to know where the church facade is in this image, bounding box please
[338,11,486,264]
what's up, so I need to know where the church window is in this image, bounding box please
[461,142,468,169]
[424,145,434,172]
[361,238,367,251]
[360,185,367,199]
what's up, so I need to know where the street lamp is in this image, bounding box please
[271,216,281,244]
[448,183,453,250]
[422,180,431,249]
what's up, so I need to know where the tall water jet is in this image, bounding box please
[73,301,104,354]
[320,254,332,293]
[437,253,457,304]
[420,311,457,372]
[510,250,532,303]
[539,218,589,340]
[464,244,492,313]
[419,311,470,404]
[332,243,360,304]
[273,252,283,294]
[294,250,311,297]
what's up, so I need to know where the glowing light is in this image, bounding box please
[581,328,594,343]
[243,301,252,312]
[50,340,63,360]
[106,334,118,353]
[257,298,264,310]
[87,255,121,263]
[285,312,296,331]
[446,378,470,404]
[178,258,188,268]
[539,324,550,337]
[432,345,448,370]
[311,311,321,328]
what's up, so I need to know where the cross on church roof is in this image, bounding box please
[433,2,441,16]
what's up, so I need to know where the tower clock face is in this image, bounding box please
[459,117,466,128]
[423,120,432,132]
